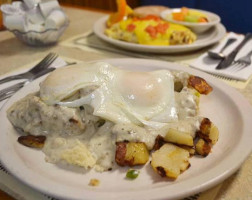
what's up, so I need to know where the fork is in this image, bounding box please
[230,50,252,71]
[0,67,56,101]
[0,53,58,84]
[0,61,77,101]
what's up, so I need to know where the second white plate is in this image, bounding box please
[93,16,226,53]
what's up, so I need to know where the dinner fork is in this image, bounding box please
[231,50,252,71]
[235,50,252,65]
[0,53,58,84]
[0,67,56,101]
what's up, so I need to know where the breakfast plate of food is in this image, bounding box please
[93,1,225,53]
[94,16,225,53]
[0,58,251,200]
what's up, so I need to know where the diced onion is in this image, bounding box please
[57,93,93,107]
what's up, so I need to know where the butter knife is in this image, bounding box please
[216,33,252,70]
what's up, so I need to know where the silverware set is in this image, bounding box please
[0,53,58,101]
[208,33,252,71]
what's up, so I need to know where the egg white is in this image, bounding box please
[40,62,178,128]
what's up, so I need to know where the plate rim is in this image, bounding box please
[0,58,251,200]
[93,16,226,53]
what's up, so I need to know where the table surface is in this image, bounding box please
[0,5,251,200]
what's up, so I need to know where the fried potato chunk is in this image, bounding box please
[164,128,194,147]
[195,138,211,157]
[115,142,149,166]
[18,135,46,148]
[178,145,195,156]
[151,143,190,179]
[153,135,195,155]
[153,135,166,150]
[200,118,212,135]
[198,118,219,144]
[188,75,213,95]
[208,125,219,145]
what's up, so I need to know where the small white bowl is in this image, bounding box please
[161,8,221,33]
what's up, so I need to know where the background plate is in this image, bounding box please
[93,16,226,53]
[0,59,251,200]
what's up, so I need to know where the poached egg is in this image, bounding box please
[40,62,177,128]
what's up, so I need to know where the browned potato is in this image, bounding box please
[198,118,219,144]
[115,142,149,166]
[188,75,213,95]
[208,125,219,145]
[195,138,211,157]
[200,118,212,135]
[151,143,190,179]
[164,128,194,147]
[18,135,46,148]
[178,145,195,156]
[153,135,166,150]
[153,135,195,155]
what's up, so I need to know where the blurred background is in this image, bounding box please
[1,0,252,33]
[59,0,252,34]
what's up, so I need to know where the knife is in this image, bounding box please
[216,33,252,70]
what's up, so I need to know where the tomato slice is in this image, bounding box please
[127,24,136,32]
[145,23,169,38]
[155,23,169,34]
[145,25,157,38]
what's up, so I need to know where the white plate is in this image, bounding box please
[93,16,226,53]
[160,8,220,33]
[0,58,252,200]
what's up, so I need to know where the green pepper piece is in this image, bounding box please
[126,169,140,179]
